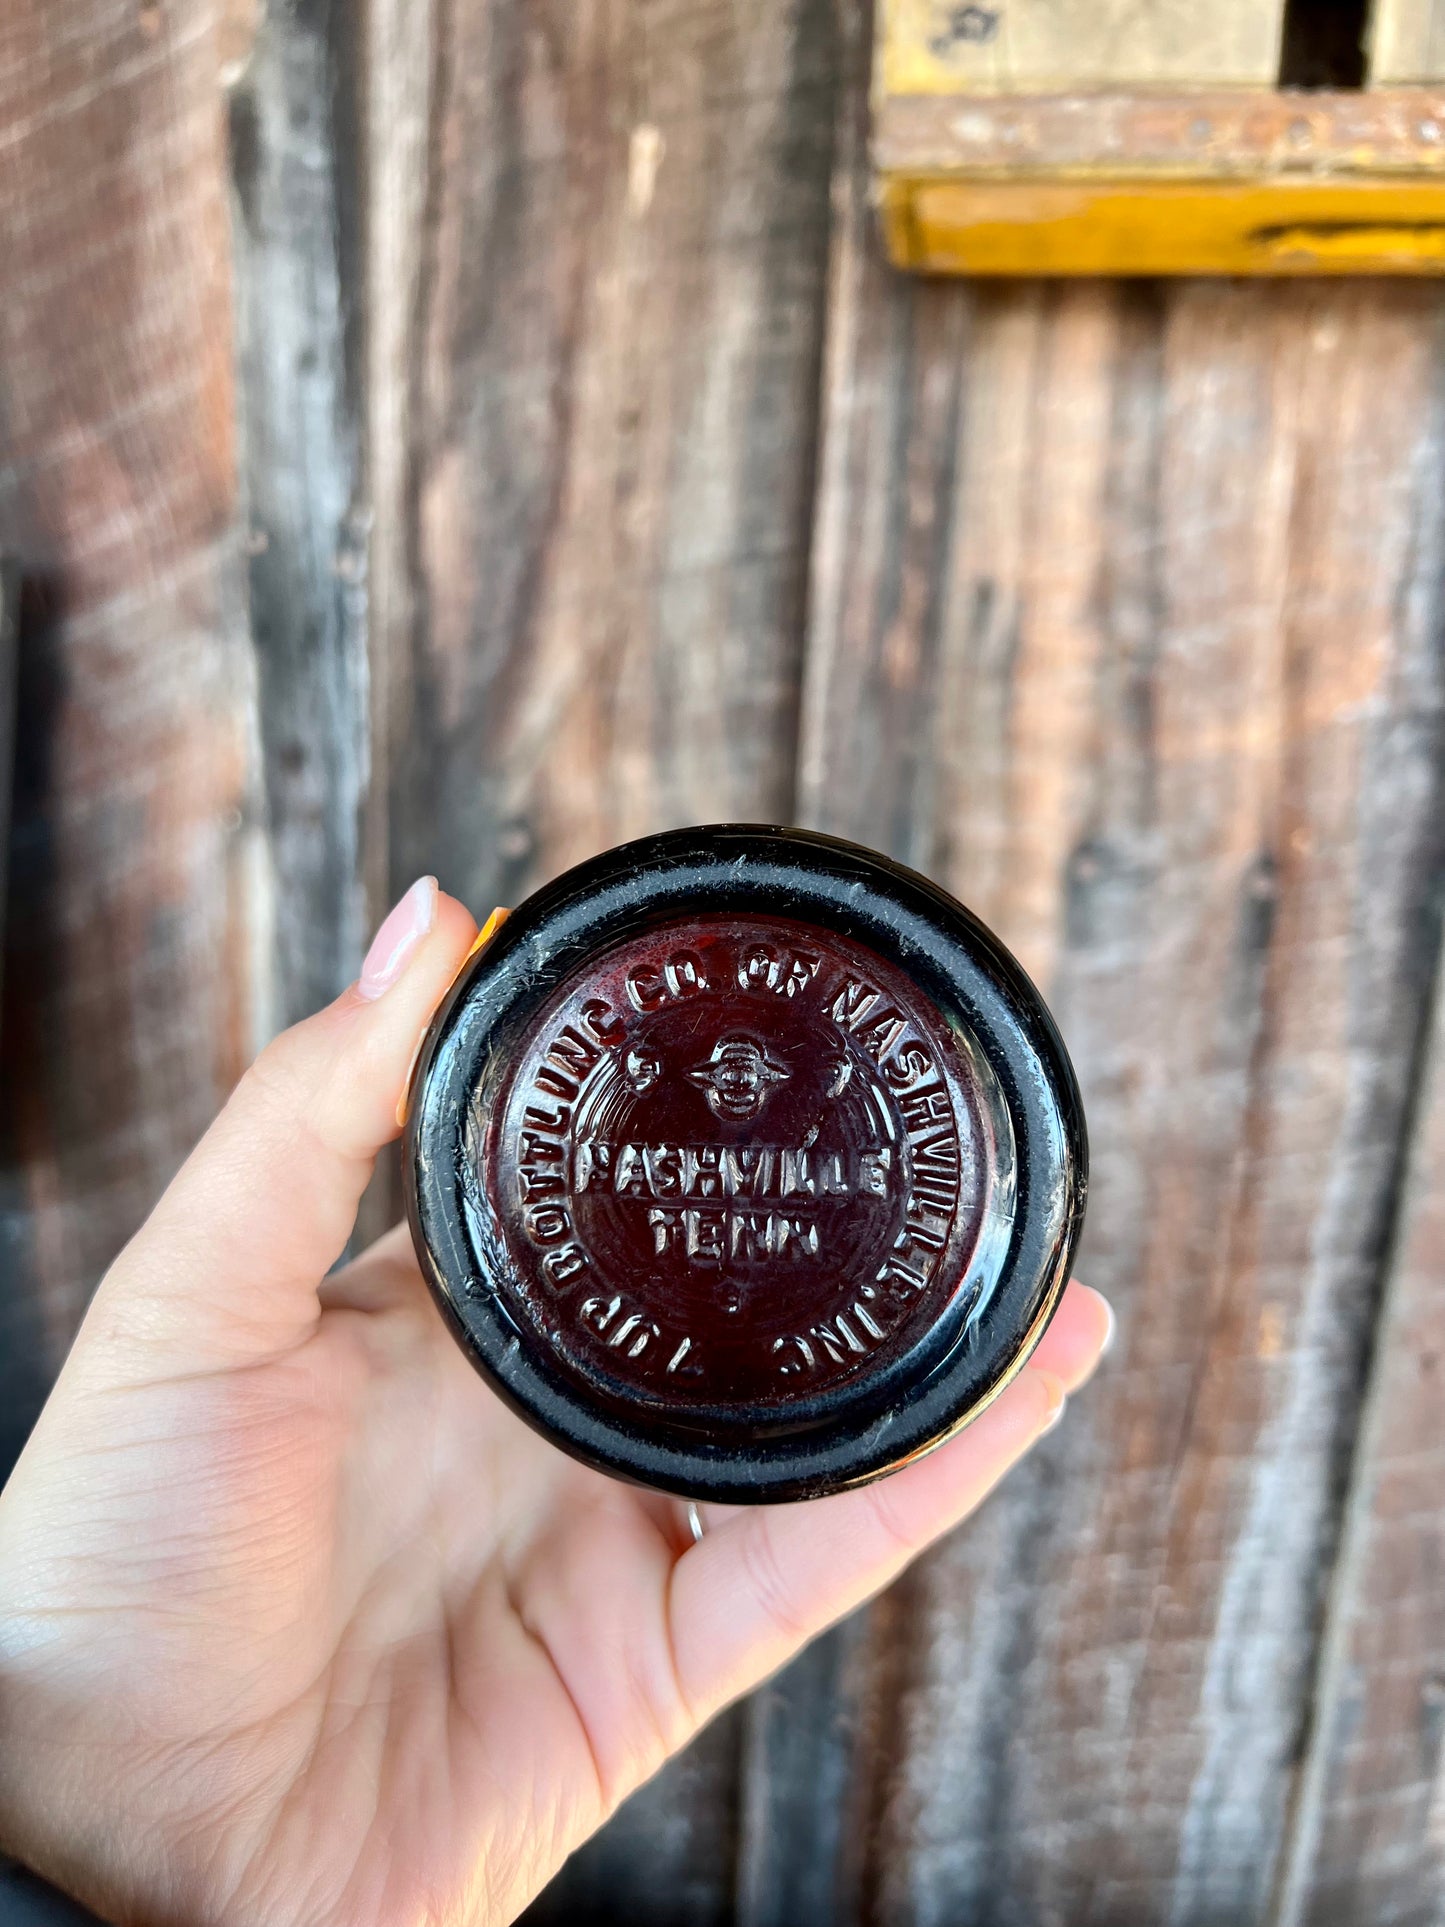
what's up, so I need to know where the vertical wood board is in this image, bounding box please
[228,0,371,1034]
[1276,823,1445,1925]
[3,0,1445,1921]
[363,0,842,1913]
[794,27,1445,1908]
[373,0,839,919]
[0,0,256,1379]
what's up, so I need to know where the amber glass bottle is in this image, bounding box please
[405,825,1086,1502]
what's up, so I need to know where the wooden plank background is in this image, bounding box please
[2,2,1444,1923]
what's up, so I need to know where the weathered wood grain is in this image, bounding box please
[0,559,39,1485]
[0,0,255,1396]
[791,13,1445,1910]
[0,15,255,1895]
[737,1601,883,1927]
[6,0,1445,1920]
[372,0,838,915]
[0,562,17,1020]
[1275,892,1445,1922]
[361,0,841,1913]
[228,0,370,1032]
[872,88,1445,179]
[529,1712,744,1927]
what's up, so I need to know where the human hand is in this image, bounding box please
[0,880,1111,1927]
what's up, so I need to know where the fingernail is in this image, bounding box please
[359,877,437,1000]
[1037,1370,1068,1433]
[1098,1294,1117,1357]
[394,905,510,1128]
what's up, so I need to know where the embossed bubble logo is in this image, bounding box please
[477,915,995,1414]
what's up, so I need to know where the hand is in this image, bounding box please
[0,880,1111,1927]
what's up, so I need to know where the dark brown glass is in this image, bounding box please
[405,826,1086,1503]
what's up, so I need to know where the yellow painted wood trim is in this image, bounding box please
[881,176,1445,274]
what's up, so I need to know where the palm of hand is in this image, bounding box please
[0,888,1107,1927]
[19,1234,699,1926]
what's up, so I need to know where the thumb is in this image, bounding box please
[84,878,480,1372]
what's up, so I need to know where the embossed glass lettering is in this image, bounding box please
[476,914,994,1415]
